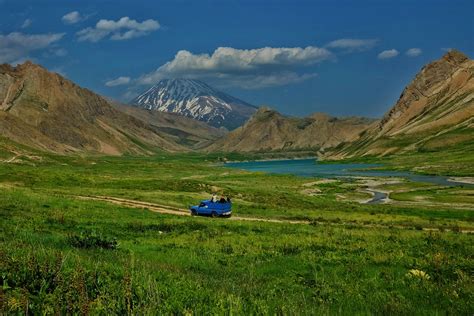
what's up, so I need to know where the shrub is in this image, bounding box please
[67,231,118,250]
[280,245,301,255]
[450,225,461,233]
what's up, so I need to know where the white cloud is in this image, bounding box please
[0,32,65,64]
[326,38,377,51]
[21,19,32,29]
[406,48,422,57]
[77,17,160,42]
[62,11,82,24]
[137,46,332,88]
[53,48,68,57]
[377,49,399,59]
[122,89,139,101]
[105,76,131,87]
[217,72,318,89]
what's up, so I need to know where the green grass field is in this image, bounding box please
[1,154,473,314]
[324,136,474,177]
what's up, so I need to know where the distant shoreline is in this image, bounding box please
[223,156,318,164]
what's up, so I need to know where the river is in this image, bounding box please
[224,158,471,204]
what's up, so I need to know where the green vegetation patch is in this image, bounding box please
[0,153,473,314]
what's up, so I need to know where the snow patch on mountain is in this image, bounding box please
[130,79,256,130]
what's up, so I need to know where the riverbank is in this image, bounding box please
[320,149,474,177]
[448,177,474,185]
[223,156,317,164]
[224,159,473,188]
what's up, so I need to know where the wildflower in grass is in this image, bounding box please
[406,269,430,280]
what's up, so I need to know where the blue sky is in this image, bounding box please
[1,0,473,118]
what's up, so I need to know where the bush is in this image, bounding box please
[67,231,118,250]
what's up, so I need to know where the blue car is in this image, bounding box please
[190,199,232,217]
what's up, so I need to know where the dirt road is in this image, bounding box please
[78,195,308,224]
[77,195,473,233]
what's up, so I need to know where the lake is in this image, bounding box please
[225,158,470,187]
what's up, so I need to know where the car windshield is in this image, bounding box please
[199,202,206,207]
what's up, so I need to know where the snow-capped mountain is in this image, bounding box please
[130,79,257,130]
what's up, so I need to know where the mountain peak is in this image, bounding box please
[19,60,35,67]
[0,62,185,154]
[16,60,48,73]
[252,106,281,122]
[1,61,67,86]
[309,112,332,121]
[1,61,42,74]
[330,50,474,159]
[165,78,204,83]
[158,78,208,86]
[256,106,273,112]
[441,50,469,64]
[207,108,374,153]
[130,79,256,130]
[376,51,472,134]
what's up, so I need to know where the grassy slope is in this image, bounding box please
[0,154,473,314]
[325,121,474,176]
[323,136,474,176]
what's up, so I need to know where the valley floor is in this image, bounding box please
[0,153,473,314]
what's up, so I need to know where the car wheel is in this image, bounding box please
[211,211,217,218]
[191,209,197,216]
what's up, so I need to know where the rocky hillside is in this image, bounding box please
[327,50,474,159]
[111,101,227,149]
[130,79,257,130]
[0,62,185,155]
[206,107,376,152]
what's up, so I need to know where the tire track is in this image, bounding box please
[76,195,473,233]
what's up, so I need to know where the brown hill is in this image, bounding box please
[327,50,474,158]
[0,61,187,155]
[206,107,376,152]
[110,101,227,149]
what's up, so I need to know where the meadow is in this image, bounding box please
[0,153,473,314]
[325,137,474,177]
